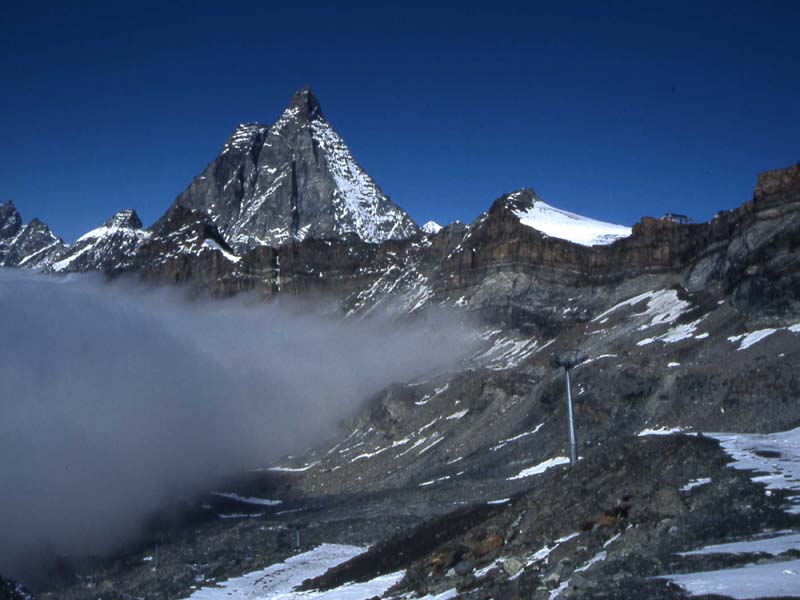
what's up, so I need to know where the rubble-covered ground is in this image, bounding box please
[8,164,800,598]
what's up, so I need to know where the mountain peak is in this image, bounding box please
[27,218,51,230]
[287,86,323,120]
[422,221,443,234]
[163,87,418,249]
[103,209,142,230]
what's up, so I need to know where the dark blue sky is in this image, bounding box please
[2,1,798,242]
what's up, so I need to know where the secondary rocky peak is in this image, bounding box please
[26,218,54,233]
[103,209,142,230]
[51,210,151,273]
[0,200,22,239]
[0,210,65,270]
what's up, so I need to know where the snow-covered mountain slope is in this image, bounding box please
[505,189,631,246]
[50,210,151,273]
[158,87,419,250]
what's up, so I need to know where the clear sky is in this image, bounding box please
[2,1,798,242]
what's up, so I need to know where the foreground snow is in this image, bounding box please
[660,559,800,599]
[655,426,800,598]
[711,426,800,514]
[186,543,403,600]
[512,197,631,246]
[639,425,800,515]
[727,322,800,351]
[678,531,800,556]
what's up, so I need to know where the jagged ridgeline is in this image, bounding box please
[0,87,420,277]
[3,87,799,328]
[0,200,64,271]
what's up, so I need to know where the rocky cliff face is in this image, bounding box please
[158,87,419,250]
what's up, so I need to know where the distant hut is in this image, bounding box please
[661,213,689,224]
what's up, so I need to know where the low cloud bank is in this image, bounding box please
[0,270,473,584]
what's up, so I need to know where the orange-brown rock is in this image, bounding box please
[472,534,504,557]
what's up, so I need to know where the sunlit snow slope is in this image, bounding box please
[509,191,631,246]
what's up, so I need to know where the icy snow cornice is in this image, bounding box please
[507,190,631,246]
[422,220,443,234]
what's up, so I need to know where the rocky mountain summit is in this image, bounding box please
[157,87,419,250]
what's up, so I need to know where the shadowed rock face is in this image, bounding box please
[157,87,419,250]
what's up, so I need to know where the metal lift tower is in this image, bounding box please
[553,351,587,467]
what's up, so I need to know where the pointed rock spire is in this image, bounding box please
[0,199,22,239]
[287,85,324,120]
